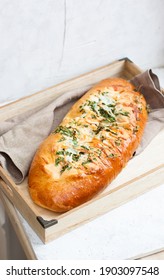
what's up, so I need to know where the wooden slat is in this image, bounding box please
[131,248,164,260]
[138,251,164,260]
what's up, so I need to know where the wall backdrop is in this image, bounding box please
[0,0,164,103]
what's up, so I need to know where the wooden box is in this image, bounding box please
[0,58,163,243]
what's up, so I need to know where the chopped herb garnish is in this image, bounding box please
[72,154,80,162]
[94,125,103,135]
[107,104,115,108]
[81,145,89,150]
[98,108,110,118]
[101,91,109,95]
[79,108,86,113]
[57,136,66,142]
[115,110,129,116]
[98,108,116,122]
[54,126,80,147]
[119,111,129,116]
[105,128,118,135]
[55,157,64,166]
[97,149,102,157]
[82,159,92,166]
[54,126,73,137]
[87,100,97,113]
[65,151,72,156]
[73,138,78,146]
[100,135,105,141]
[56,150,65,155]
[61,164,72,174]
[108,153,115,158]
[111,131,118,135]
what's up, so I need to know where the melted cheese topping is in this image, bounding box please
[50,87,144,177]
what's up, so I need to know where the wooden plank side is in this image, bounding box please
[130,247,164,260]
[137,250,164,260]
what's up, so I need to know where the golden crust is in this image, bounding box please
[28,78,148,212]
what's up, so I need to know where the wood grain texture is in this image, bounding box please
[132,248,164,260]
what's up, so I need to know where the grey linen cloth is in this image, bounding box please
[0,71,164,184]
[0,85,92,183]
[131,70,164,154]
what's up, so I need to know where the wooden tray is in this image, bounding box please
[0,58,164,243]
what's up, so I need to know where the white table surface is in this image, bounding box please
[17,184,164,260]
[1,67,164,260]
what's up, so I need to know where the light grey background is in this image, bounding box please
[0,0,164,103]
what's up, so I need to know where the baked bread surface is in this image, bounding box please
[28,78,147,212]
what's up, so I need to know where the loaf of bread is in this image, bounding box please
[28,78,147,212]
